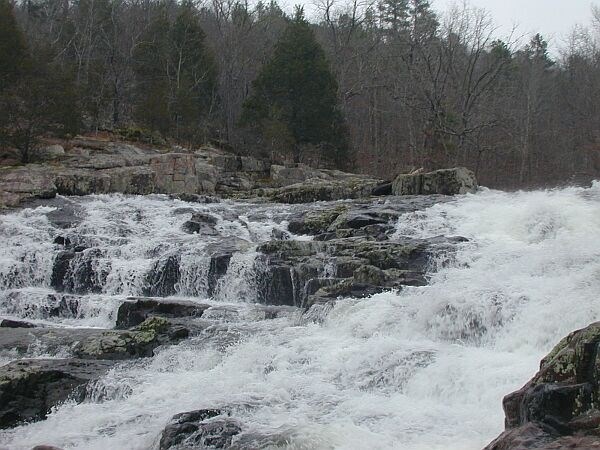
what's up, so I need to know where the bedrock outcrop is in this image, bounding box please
[485,322,600,449]
[0,136,478,208]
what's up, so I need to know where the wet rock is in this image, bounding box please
[181,212,219,235]
[0,358,113,429]
[169,193,220,204]
[485,321,600,449]
[53,236,72,246]
[143,256,180,297]
[270,178,384,204]
[287,205,348,235]
[0,318,35,328]
[159,409,241,450]
[0,320,185,360]
[271,229,290,240]
[3,291,82,320]
[50,248,106,294]
[46,202,83,229]
[116,298,210,329]
[256,236,452,307]
[392,167,477,196]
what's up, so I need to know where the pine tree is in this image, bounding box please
[0,0,28,91]
[242,6,348,165]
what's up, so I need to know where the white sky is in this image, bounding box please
[434,0,598,44]
[294,0,599,52]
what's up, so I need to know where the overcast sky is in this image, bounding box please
[434,0,598,43]
[295,0,599,51]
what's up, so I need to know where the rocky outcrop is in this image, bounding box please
[485,322,600,449]
[392,167,477,195]
[0,139,392,208]
[255,198,464,307]
[0,165,57,207]
[159,409,241,450]
[0,358,114,428]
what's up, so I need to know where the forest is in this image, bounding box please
[1,0,600,188]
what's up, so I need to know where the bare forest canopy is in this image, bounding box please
[1,0,600,188]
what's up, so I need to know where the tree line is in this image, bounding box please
[1,0,600,187]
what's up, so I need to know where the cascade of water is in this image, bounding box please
[0,184,598,449]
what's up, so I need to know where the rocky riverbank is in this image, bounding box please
[0,136,478,209]
[485,322,600,449]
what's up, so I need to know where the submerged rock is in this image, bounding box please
[0,359,113,429]
[485,322,600,449]
[392,167,477,196]
[159,409,241,450]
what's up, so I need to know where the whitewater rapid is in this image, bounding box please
[1,184,600,449]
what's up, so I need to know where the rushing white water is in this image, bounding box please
[1,184,600,450]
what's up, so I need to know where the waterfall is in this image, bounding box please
[1,183,599,450]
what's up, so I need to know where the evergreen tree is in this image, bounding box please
[378,0,409,34]
[0,0,28,91]
[133,8,171,136]
[170,2,218,143]
[134,3,217,143]
[0,2,80,163]
[242,6,348,164]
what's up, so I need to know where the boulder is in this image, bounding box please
[392,167,477,196]
[0,358,113,428]
[485,322,600,449]
[159,409,241,450]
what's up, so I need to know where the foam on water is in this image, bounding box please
[1,185,600,449]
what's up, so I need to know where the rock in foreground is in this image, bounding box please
[0,359,113,429]
[392,167,477,196]
[159,409,241,450]
[485,322,600,449]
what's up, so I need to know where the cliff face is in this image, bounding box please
[485,322,600,449]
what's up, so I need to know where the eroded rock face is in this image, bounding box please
[392,167,477,196]
[485,322,600,449]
